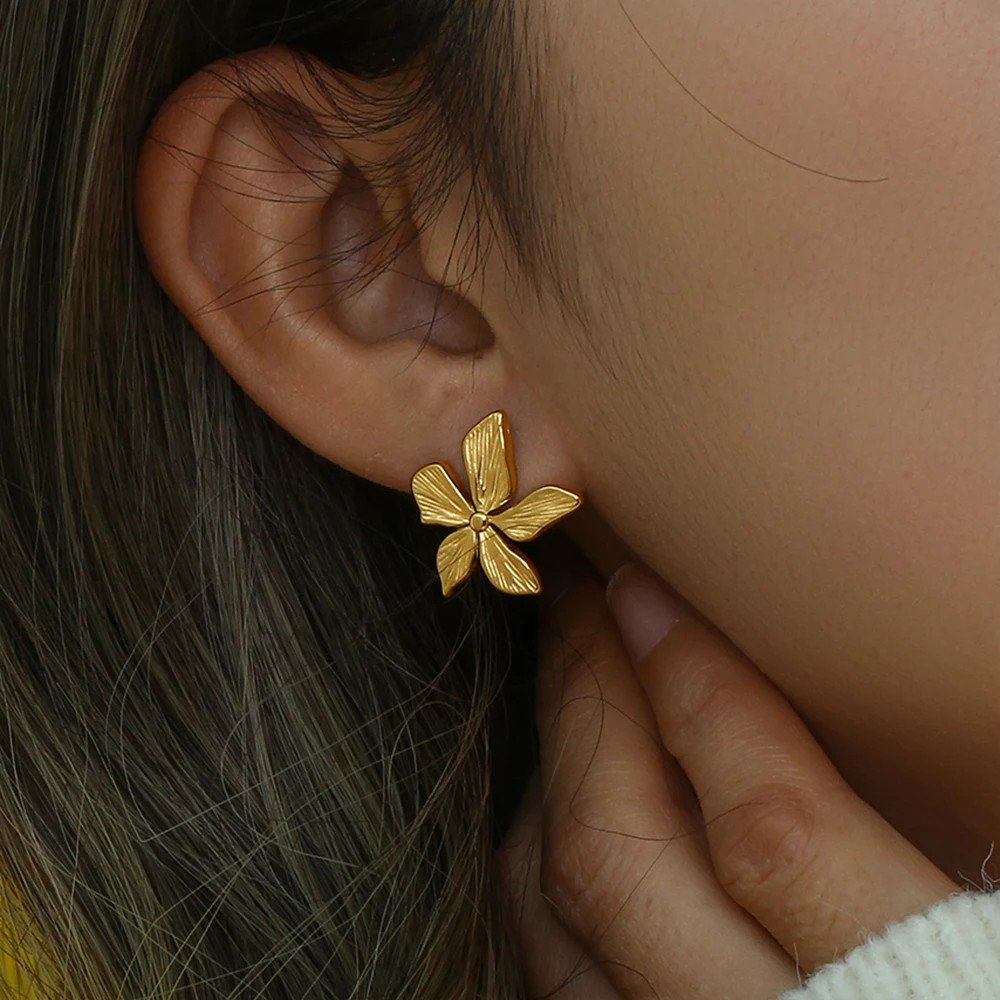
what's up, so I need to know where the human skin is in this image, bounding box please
[496,560,961,997]
[490,0,1000,884]
[135,1,999,889]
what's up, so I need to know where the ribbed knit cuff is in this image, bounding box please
[778,890,1000,1000]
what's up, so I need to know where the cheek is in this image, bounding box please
[536,0,1000,699]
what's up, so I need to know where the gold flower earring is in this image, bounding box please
[411,411,583,596]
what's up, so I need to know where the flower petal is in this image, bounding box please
[477,526,541,595]
[412,463,474,527]
[491,485,582,542]
[462,411,514,513]
[436,527,478,596]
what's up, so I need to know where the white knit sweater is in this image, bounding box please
[778,890,1000,999]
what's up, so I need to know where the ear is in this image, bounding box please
[133,44,580,501]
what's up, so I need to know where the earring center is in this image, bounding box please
[469,511,489,531]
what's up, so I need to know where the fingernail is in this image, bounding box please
[606,563,687,662]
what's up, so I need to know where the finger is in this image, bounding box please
[495,771,622,1000]
[536,561,800,1000]
[607,564,960,975]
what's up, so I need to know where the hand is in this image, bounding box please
[496,560,960,999]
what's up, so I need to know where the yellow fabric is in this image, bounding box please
[1,941,40,998]
[0,888,52,999]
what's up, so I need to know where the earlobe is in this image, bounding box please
[134,45,583,509]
